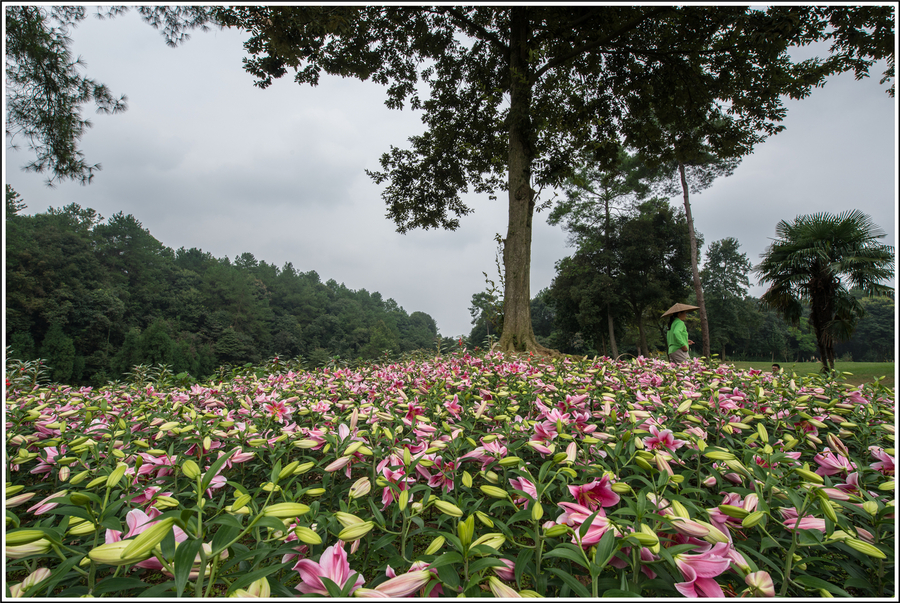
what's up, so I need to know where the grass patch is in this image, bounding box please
[724,360,895,389]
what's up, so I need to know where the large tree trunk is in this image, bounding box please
[498,7,554,356]
[678,161,711,358]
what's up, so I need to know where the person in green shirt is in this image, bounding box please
[663,303,698,363]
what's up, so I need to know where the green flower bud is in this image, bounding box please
[335,511,365,528]
[120,517,177,561]
[181,460,201,480]
[293,526,322,545]
[544,523,569,538]
[742,511,766,529]
[424,535,446,555]
[338,521,374,541]
[89,540,151,566]
[261,503,310,519]
[278,461,300,481]
[6,529,46,546]
[480,485,508,499]
[434,500,464,518]
[106,463,128,489]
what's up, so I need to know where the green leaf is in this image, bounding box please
[341,573,363,597]
[429,551,464,568]
[436,562,460,590]
[160,527,177,561]
[201,448,234,494]
[793,575,850,597]
[843,577,874,593]
[211,524,240,557]
[760,537,780,551]
[91,577,149,595]
[227,561,290,594]
[207,512,244,530]
[544,545,590,570]
[174,538,203,597]
[595,528,618,567]
[46,505,92,524]
[546,566,591,597]
[515,547,534,586]
[137,581,176,597]
[468,557,506,573]
[367,497,385,526]
[270,458,282,484]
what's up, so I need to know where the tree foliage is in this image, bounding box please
[549,198,695,358]
[753,210,895,372]
[4,5,214,185]
[4,188,442,386]
[211,4,894,355]
[701,238,754,360]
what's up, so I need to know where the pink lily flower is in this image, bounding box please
[27,490,68,515]
[280,521,313,565]
[443,394,462,419]
[869,446,895,475]
[293,541,365,596]
[813,449,857,476]
[217,448,255,470]
[743,571,776,597]
[707,492,757,534]
[29,445,66,475]
[642,425,686,452]
[674,542,732,598]
[415,456,455,493]
[372,569,432,597]
[509,476,539,506]
[556,502,618,547]
[492,558,516,582]
[567,475,620,510]
[779,507,826,533]
[384,561,443,597]
[130,486,173,507]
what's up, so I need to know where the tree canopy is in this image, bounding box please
[213,5,895,354]
[5,186,442,386]
[754,210,895,372]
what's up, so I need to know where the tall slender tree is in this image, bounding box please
[754,210,895,372]
[701,237,753,360]
[549,152,651,358]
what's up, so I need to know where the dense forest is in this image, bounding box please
[5,186,443,386]
[5,185,894,388]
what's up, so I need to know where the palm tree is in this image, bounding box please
[754,210,894,372]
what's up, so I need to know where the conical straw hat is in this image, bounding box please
[662,303,699,318]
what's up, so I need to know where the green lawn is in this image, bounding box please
[724,360,895,390]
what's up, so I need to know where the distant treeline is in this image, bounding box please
[6,186,893,388]
[6,187,443,386]
[491,288,894,364]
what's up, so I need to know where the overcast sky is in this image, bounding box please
[4,6,897,338]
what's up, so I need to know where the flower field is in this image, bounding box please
[4,350,895,598]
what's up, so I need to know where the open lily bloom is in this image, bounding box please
[293,541,365,596]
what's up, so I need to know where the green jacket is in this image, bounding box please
[667,318,689,354]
